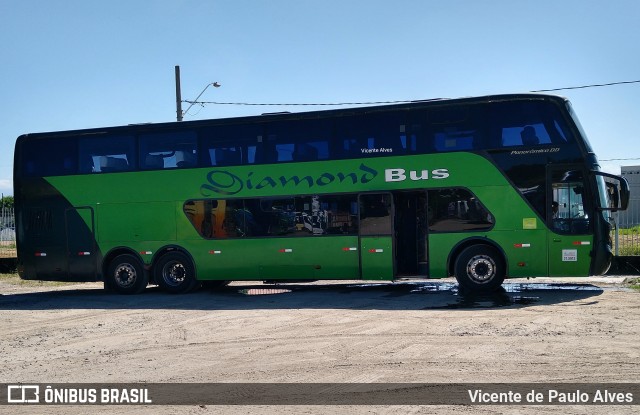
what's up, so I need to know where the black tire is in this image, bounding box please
[454,245,505,293]
[106,254,148,294]
[154,251,200,294]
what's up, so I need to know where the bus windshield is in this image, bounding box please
[598,175,613,224]
[566,101,594,154]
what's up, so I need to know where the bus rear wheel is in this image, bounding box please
[107,254,148,294]
[154,252,200,294]
[454,245,505,292]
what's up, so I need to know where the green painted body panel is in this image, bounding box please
[181,236,360,280]
[47,153,506,202]
[428,230,549,278]
[360,236,394,280]
[44,152,594,281]
[97,202,176,243]
[547,233,593,277]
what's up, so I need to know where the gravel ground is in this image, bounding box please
[1,276,639,414]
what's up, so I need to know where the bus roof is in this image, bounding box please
[16,93,569,141]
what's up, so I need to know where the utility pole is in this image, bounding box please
[175,65,183,122]
[175,66,220,121]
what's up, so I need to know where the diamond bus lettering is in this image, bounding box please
[200,163,378,196]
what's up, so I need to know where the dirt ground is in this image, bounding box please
[1,276,639,415]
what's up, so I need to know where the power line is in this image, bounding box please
[531,79,640,92]
[182,99,420,107]
[600,158,640,162]
[183,79,640,108]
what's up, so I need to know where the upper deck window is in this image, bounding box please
[488,100,573,148]
[18,97,581,179]
[139,131,197,170]
[336,111,409,158]
[407,106,485,153]
[265,119,331,163]
[22,137,78,177]
[200,123,263,166]
[79,135,135,174]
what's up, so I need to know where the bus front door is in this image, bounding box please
[547,167,592,277]
[359,193,394,280]
[65,207,98,281]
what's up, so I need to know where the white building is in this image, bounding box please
[617,165,640,228]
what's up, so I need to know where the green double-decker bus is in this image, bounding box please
[13,94,629,294]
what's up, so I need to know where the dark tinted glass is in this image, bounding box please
[428,188,494,232]
[22,137,78,177]
[20,99,582,178]
[551,170,590,234]
[359,193,392,235]
[264,118,331,163]
[184,194,359,239]
[200,123,263,166]
[335,111,410,159]
[487,100,574,148]
[79,135,135,174]
[139,131,197,169]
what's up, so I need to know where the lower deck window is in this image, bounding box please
[427,188,494,232]
[184,194,359,239]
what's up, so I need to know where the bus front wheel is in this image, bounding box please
[454,245,505,292]
[154,252,200,294]
[107,254,149,294]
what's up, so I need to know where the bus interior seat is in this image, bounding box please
[175,150,197,168]
[264,146,280,164]
[344,138,363,156]
[294,143,318,161]
[145,154,165,169]
[100,156,129,173]
[216,148,241,166]
[200,218,214,238]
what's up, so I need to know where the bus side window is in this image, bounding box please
[175,150,196,168]
[429,106,482,152]
[293,140,330,162]
[264,118,332,163]
[433,129,475,151]
[144,155,165,169]
[335,112,407,158]
[488,101,573,148]
[79,135,135,174]
[427,188,494,232]
[273,142,294,162]
[139,131,197,170]
[406,108,433,153]
[211,147,242,166]
[100,156,130,173]
[22,137,78,177]
[551,170,590,234]
[200,124,263,166]
[501,124,551,147]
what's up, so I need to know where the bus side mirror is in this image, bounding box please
[606,182,620,210]
[594,171,630,212]
[619,176,630,210]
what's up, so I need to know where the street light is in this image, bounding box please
[175,65,221,122]
[181,82,221,120]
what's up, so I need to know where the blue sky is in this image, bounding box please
[1,0,639,195]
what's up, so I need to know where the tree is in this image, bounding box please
[0,196,14,230]
[0,196,13,211]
